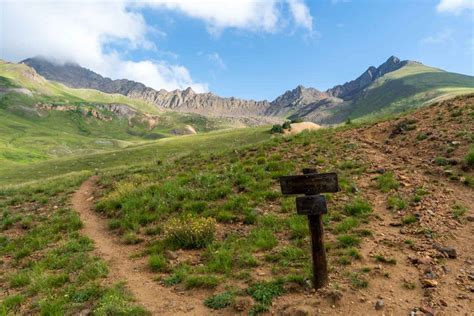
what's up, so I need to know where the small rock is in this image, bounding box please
[164,250,178,260]
[282,305,313,316]
[466,215,474,222]
[233,297,252,312]
[421,279,438,287]
[375,299,384,310]
[420,306,435,316]
[433,244,457,259]
[439,299,448,306]
[326,289,343,304]
[284,282,303,293]
[78,309,91,316]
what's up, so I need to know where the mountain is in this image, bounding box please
[22,56,474,124]
[1,60,272,165]
[326,56,409,99]
[22,57,270,118]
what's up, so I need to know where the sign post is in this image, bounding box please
[279,168,339,289]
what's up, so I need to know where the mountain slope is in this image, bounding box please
[22,56,474,124]
[0,60,239,166]
[22,57,270,118]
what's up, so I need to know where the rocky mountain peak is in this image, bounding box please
[326,55,409,100]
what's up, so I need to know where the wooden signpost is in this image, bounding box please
[279,168,339,289]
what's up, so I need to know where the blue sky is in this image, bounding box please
[1,0,473,100]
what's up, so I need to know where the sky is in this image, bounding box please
[0,0,473,100]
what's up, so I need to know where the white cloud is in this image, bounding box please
[0,0,314,92]
[207,53,226,70]
[420,29,454,45]
[0,0,207,92]
[140,0,313,34]
[288,0,313,31]
[436,0,474,14]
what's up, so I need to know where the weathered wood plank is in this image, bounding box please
[279,172,339,195]
[296,195,327,215]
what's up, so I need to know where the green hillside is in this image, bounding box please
[0,61,228,167]
[347,63,474,120]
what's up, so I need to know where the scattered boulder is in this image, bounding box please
[421,279,438,288]
[375,299,384,310]
[164,250,178,260]
[433,244,457,259]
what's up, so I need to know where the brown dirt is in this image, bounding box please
[72,176,211,315]
[285,122,321,135]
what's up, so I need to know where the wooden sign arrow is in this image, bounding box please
[279,172,339,195]
[296,195,327,215]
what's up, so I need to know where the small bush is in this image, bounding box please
[282,121,291,130]
[344,199,372,217]
[149,254,167,272]
[434,157,448,166]
[247,280,284,306]
[452,203,467,219]
[416,133,428,141]
[184,275,219,289]
[349,272,368,288]
[164,214,216,249]
[376,172,399,192]
[270,125,283,134]
[121,232,142,245]
[402,214,417,225]
[204,291,235,309]
[387,195,407,210]
[374,255,397,265]
[334,217,359,233]
[337,235,360,248]
[466,146,474,167]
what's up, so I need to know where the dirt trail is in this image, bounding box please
[72,176,210,315]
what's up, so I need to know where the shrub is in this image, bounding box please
[387,195,407,210]
[374,255,397,265]
[149,254,167,272]
[204,291,235,309]
[337,234,360,248]
[376,172,399,192]
[247,280,284,306]
[402,214,417,225]
[349,272,368,288]
[282,121,291,130]
[452,203,467,219]
[270,124,283,134]
[466,146,474,167]
[164,214,216,249]
[344,198,372,217]
[184,275,219,289]
[434,157,448,166]
[334,217,359,233]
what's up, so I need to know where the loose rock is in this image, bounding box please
[433,244,457,259]
[375,299,384,310]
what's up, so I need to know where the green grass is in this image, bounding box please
[0,126,271,186]
[376,172,400,192]
[204,291,235,309]
[0,174,145,314]
[346,64,474,121]
[247,280,284,306]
